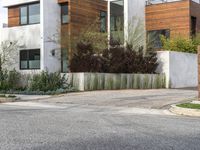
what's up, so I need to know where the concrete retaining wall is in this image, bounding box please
[157,51,198,88]
[64,73,166,91]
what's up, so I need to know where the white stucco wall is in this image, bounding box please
[156,51,198,88]
[0,24,40,72]
[0,24,40,49]
[41,0,61,73]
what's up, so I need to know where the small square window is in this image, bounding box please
[20,49,40,70]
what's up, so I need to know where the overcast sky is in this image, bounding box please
[0,0,7,25]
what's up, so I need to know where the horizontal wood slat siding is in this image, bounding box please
[190,1,200,34]
[70,0,107,36]
[8,6,20,27]
[146,0,190,38]
[61,0,107,60]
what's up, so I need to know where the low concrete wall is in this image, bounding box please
[64,73,166,91]
[157,51,198,88]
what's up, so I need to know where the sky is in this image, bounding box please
[0,0,7,26]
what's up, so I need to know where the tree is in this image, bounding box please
[0,40,19,72]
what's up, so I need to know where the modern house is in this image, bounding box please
[0,0,199,73]
[146,0,200,48]
[0,0,107,73]
[0,0,146,73]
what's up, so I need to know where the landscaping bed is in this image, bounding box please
[170,102,200,117]
[177,103,200,110]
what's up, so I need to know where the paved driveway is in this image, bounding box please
[40,89,197,109]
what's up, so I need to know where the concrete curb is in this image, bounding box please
[169,105,200,117]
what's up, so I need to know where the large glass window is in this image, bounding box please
[61,3,69,24]
[110,0,124,44]
[20,3,40,25]
[20,49,40,70]
[147,29,170,49]
[29,3,40,24]
[20,6,28,25]
[100,11,107,32]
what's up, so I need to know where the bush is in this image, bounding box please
[70,42,158,73]
[0,69,21,90]
[70,42,108,72]
[104,45,158,73]
[160,35,200,53]
[29,71,70,92]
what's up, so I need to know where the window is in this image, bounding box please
[110,0,124,32]
[191,16,197,37]
[110,0,124,43]
[29,3,40,24]
[20,49,40,70]
[100,11,107,32]
[147,29,170,49]
[20,3,40,25]
[20,6,28,25]
[61,3,69,24]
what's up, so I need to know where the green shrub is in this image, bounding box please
[160,35,200,53]
[29,71,69,92]
[0,69,21,90]
[70,42,158,73]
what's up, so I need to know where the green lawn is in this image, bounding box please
[177,103,200,110]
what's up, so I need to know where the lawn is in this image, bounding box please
[177,103,200,110]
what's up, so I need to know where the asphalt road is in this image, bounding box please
[0,99,200,150]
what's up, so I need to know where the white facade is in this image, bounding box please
[41,0,61,72]
[0,0,61,73]
[156,51,198,88]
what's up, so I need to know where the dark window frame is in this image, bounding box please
[19,2,40,26]
[61,3,69,24]
[20,49,40,70]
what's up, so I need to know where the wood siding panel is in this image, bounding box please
[61,0,107,60]
[146,0,190,38]
[8,7,20,27]
[70,0,107,37]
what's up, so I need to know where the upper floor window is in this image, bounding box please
[100,11,107,32]
[61,3,69,24]
[20,3,40,25]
